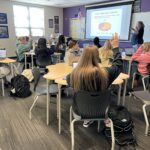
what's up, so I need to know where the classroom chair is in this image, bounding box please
[131,63,150,91]
[131,72,150,90]
[129,90,150,136]
[70,90,115,150]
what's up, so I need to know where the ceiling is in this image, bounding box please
[10,0,110,8]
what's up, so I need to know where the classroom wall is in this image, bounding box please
[63,0,150,48]
[0,0,63,57]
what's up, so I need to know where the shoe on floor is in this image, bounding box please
[83,120,94,128]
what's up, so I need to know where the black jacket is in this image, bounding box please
[35,47,54,67]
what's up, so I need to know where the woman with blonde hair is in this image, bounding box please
[99,40,113,67]
[67,33,123,127]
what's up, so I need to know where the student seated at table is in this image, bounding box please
[99,40,113,67]
[16,36,32,62]
[131,42,150,84]
[93,37,102,48]
[67,33,122,127]
[35,38,54,67]
[66,37,73,47]
[55,35,66,60]
[64,40,81,66]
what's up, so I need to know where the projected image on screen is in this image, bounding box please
[91,8,122,37]
[99,22,111,31]
[86,4,132,40]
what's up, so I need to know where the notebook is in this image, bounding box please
[0,49,6,59]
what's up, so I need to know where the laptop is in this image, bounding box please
[0,49,6,59]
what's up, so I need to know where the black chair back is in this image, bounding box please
[72,90,111,119]
[32,67,41,91]
[35,48,52,67]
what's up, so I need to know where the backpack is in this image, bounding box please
[10,75,32,98]
[104,106,137,149]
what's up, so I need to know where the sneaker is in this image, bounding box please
[83,120,94,128]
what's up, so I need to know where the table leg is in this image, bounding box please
[25,54,27,69]
[47,80,50,125]
[122,61,131,106]
[122,79,127,106]
[117,84,122,105]
[10,63,14,77]
[31,55,34,69]
[128,61,132,75]
[58,84,62,134]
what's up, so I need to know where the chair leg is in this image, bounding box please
[128,92,132,110]
[1,78,5,96]
[131,72,136,89]
[56,94,59,119]
[97,120,101,133]
[58,87,61,134]
[110,119,115,150]
[29,95,39,120]
[70,107,73,132]
[142,104,149,136]
[142,77,146,91]
[71,119,77,150]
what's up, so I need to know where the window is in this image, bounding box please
[13,5,44,37]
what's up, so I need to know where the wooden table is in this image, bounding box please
[0,58,16,77]
[43,63,72,128]
[0,58,16,96]
[24,51,35,69]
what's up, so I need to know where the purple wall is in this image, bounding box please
[63,0,150,48]
[63,5,85,36]
[141,0,150,12]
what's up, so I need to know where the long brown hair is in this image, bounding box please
[70,45,108,92]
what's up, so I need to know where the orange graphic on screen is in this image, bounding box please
[98,22,111,31]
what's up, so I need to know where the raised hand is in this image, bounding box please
[110,33,119,48]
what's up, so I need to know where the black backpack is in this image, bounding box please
[104,106,137,149]
[10,75,32,98]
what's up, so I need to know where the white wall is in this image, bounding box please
[0,0,63,57]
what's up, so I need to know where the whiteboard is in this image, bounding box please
[131,12,150,42]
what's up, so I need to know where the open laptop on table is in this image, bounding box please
[0,49,6,60]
